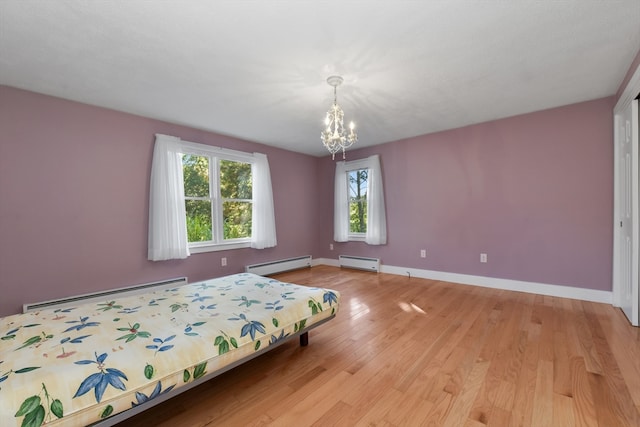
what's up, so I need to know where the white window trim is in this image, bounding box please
[179,142,254,252]
[189,241,250,253]
[348,233,366,242]
[178,140,255,163]
[345,165,369,241]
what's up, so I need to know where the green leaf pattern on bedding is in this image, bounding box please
[14,383,63,427]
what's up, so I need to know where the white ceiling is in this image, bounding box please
[1,1,639,156]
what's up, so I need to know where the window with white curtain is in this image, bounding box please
[148,134,277,261]
[334,155,387,245]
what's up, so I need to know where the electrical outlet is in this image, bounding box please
[330,243,334,250]
[221,257,227,266]
[420,249,426,258]
[480,253,487,263]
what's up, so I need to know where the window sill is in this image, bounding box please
[189,241,251,253]
[348,234,366,242]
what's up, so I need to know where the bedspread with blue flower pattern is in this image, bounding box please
[0,273,339,426]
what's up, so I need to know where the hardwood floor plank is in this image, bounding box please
[486,407,512,427]
[382,389,431,426]
[553,329,573,398]
[442,359,490,427]
[508,327,538,427]
[531,359,554,426]
[353,388,406,426]
[310,400,353,427]
[467,379,493,427]
[122,267,640,427]
[463,419,488,427]
[553,393,575,427]
[570,356,599,427]
[423,387,454,426]
[572,300,605,375]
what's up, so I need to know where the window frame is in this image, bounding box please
[179,142,255,253]
[334,154,385,245]
[339,157,376,242]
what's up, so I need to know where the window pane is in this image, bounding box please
[348,169,368,199]
[348,169,368,233]
[183,154,210,197]
[223,201,252,239]
[185,200,212,242]
[220,160,252,199]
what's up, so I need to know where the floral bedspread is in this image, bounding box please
[0,273,339,426]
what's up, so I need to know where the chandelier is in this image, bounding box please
[321,75,357,159]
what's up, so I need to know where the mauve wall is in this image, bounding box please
[0,85,321,317]
[318,97,615,292]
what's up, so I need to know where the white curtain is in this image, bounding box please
[365,155,387,245]
[251,153,277,249]
[334,155,387,245]
[148,134,190,261]
[334,160,349,242]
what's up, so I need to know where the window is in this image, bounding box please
[334,155,387,245]
[148,134,276,261]
[182,154,253,246]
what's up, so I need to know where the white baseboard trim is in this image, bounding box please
[315,258,612,304]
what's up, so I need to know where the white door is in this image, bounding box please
[618,99,639,325]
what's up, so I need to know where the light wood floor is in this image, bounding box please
[123,266,640,426]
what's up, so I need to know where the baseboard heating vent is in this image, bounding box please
[23,277,188,313]
[339,255,380,272]
[246,255,312,276]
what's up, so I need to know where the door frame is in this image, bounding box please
[613,63,640,325]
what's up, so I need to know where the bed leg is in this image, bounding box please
[300,332,309,347]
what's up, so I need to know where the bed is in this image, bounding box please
[0,273,340,426]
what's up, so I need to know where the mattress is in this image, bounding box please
[0,273,339,426]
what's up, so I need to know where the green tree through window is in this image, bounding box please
[349,169,368,233]
[220,160,252,239]
[183,154,212,242]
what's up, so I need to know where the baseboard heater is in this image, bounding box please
[245,255,312,276]
[339,255,380,272]
[23,277,188,313]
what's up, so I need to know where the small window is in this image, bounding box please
[182,154,252,246]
